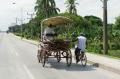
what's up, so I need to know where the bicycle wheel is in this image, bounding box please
[81,53,87,67]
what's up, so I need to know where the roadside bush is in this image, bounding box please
[109,50,120,58]
[87,38,102,54]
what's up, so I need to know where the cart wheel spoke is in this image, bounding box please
[57,51,61,62]
[66,49,72,67]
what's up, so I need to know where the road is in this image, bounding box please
[0,33,120,79]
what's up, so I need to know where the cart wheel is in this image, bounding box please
[41,51,47,67]
[57,51,61,62]
[81,54,87,67]
[66,49,72,67]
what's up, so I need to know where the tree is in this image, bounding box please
[114,16,120,29]
[35,0,60,18]
[111,16,120,49]
[84,15,103,38]
[84,15,103,26]
[66,0,78,15]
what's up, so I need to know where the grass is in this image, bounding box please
[87,50,120,60]
[108,50,120,59]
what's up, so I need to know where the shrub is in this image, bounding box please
[109,50,120,58]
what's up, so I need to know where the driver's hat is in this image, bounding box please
[80,32,84,36]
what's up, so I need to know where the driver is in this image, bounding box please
[43,24,56,41]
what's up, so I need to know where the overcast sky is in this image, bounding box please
[0,0,120,31]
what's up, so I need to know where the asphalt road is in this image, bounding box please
[0,33,120,79]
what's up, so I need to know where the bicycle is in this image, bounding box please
[75,48,87,67]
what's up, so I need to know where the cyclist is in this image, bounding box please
[75,33,87,63]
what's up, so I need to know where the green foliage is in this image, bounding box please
[65,0,78,15]
[83,15,103,54]
[58,12,84,30]
[88,38,102,54]
[56,12,85,38]
[35,0,60,18]
[109,16,120,50]
[108,50,120,58]
[84,15,102,26]
[114,16,120,29]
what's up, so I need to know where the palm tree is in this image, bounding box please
[66,0,78,15]
[35,0,60,18]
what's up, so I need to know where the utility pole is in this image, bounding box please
[27,12,35,20]
[15,18,18,25]
[12,2,24,38]
[20,8,23,38]
[101,0,108,54]
[27,12,35,39]
[17,18,24,38]
[16,13,24,38]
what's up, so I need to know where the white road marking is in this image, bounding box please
[5,35,19,56]
[8,43,19,56]
[14,51,19,56]
[11,45,19,56]
[23,65,35,79]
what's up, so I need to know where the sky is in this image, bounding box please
[0,0,120,31]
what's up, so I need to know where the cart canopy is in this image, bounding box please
[41,16,73,26]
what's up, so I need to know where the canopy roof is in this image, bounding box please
[41,16,73,26]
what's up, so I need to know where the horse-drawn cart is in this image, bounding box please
[37,16,73,67]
